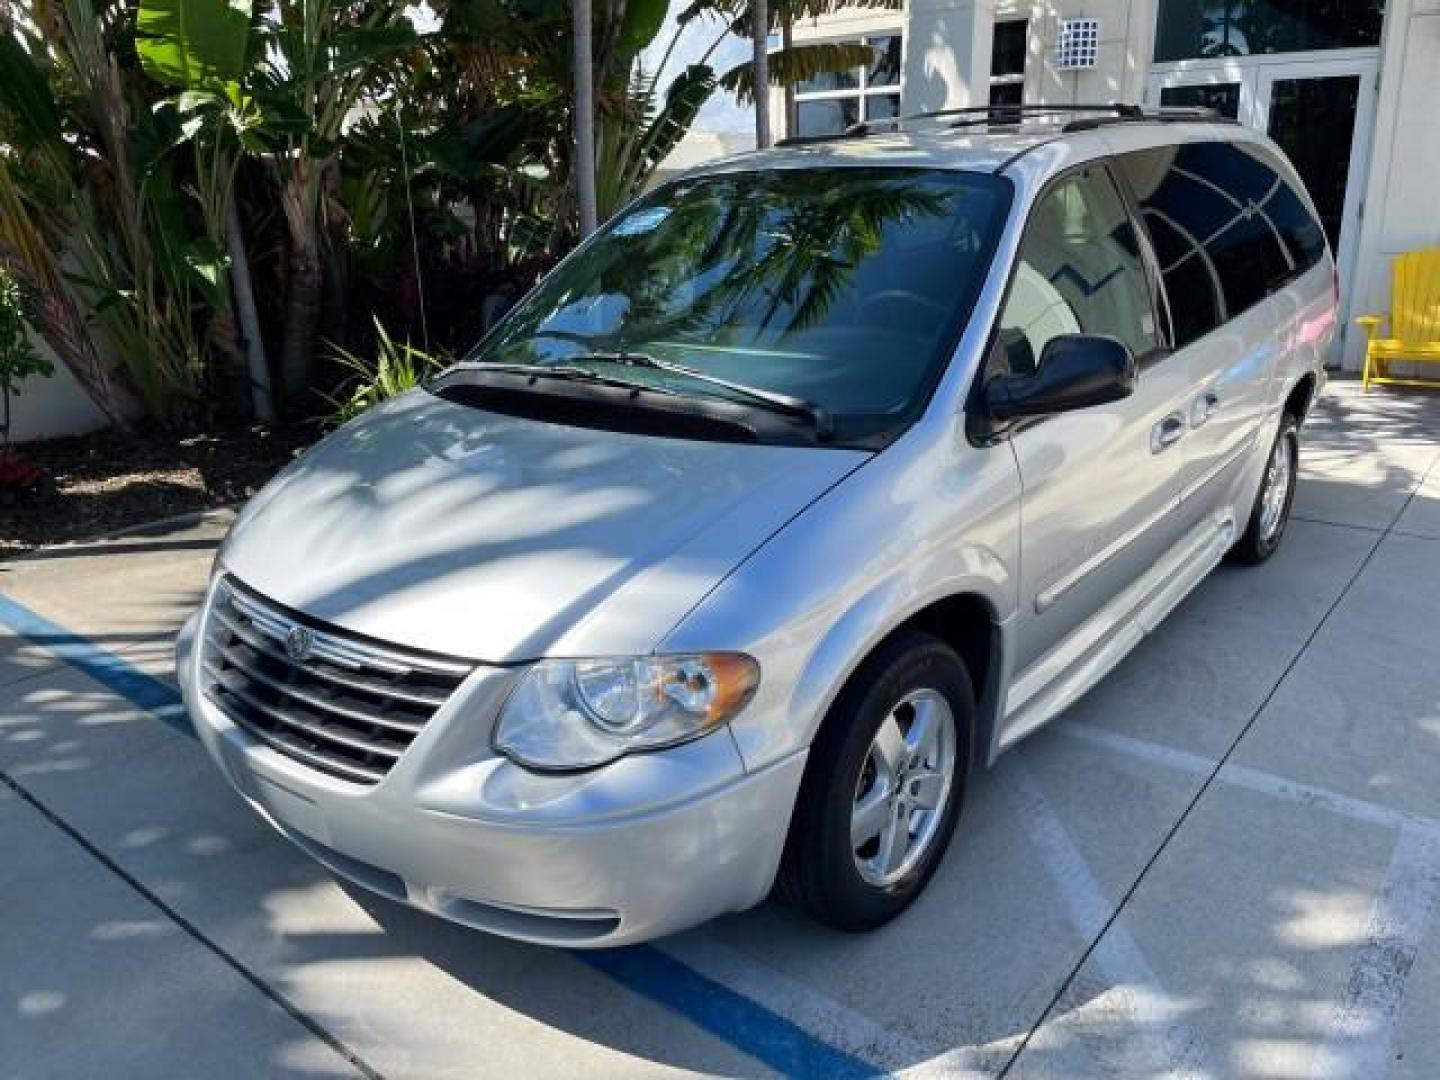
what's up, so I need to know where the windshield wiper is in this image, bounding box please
[583,352,833,439]
[446,361,681,398]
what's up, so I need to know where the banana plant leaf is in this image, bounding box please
[619,0,672,57]
[136,0,254,90]
[596,64,716,219]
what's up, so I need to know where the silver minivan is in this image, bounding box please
[178,106,1335,946]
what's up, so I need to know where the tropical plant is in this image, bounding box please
[247,0,421,403]
[324,318,444,423]
[595,62,716,219]
[136,0,276,421]
[0,3,156,425]
[573,0,598,235]
[676,0,903,110]
[0,0,889,437]
[0,267,50,446]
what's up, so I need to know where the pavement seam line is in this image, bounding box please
[0,655,71,693]
[996,438,1440,1078]
[0,767,387,1080]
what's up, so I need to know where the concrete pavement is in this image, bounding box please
[3,380,1439,1078]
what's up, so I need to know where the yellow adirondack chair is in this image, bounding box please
[1357,247,1440,391]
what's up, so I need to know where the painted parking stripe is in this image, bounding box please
[1314,825,1440,1078]
[1058,722,1440,1079]
[582,946,875,1079]
[997,759,1210,1077]
[661,932,988,1078]
[1057,722,1440,838]
[0,593,189,732]
[0,590,879,1080]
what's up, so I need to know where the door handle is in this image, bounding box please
[1151,413,1187,453]
[1191,390,1221,428]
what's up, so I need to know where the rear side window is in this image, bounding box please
[1116,142,1325,347]
[992,165,1158,378]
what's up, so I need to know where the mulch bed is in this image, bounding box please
[1,424,319,559]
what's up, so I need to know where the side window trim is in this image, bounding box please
[1104,155,1175,366]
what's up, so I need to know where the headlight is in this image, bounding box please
[493,653,760,770]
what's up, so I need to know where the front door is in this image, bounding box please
[1146,56,1377,355]
[995,164,1191,684]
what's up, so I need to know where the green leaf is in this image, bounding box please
[619,0,671,56]
[136,0,255,91]
[675,0,738,27]
[721,41,872,102]
[0,34,65,155]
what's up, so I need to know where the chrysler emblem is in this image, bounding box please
[285,625,314,662]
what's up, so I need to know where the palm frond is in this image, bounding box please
[720,41,872,103]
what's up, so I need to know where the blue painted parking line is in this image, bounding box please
[0,592,189,731]
[582,946,875,1079]
[0,588,879,1080]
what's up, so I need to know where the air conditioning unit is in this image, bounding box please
[1054,18,1100,70]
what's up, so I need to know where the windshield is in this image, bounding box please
[462,167,1012,442]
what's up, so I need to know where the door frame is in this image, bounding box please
[1145,51,1379,356]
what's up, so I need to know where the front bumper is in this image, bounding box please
[177,610,806,947]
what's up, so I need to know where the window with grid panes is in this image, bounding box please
[793,35,902,137]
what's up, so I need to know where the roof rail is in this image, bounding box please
[773,103,1233,147]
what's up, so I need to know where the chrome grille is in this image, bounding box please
[202,577,472,785]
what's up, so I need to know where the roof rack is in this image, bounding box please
[773,103,1233,147]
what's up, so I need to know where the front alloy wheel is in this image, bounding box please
[779,630,973,931]
[851,689,957,887]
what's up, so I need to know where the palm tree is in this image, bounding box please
[751,0,769,147]
[574,0,599,236]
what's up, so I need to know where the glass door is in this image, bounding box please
[1255,59,1377,334]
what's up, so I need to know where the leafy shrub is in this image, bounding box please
[0,269,51,447]
[325,320,446,425]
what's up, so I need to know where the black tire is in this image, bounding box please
[777,630,974,932]
[1228,412,1300,566]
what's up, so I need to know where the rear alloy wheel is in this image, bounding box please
[1229,412,1299,565]
[779,630,973,931]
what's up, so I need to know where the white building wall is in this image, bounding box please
[1345,0,1440,370]
[8,332,106,444]
[994,0,1153,105]
[902,0,994,111]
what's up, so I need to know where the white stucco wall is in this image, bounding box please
[8,332,107,444]
[1344,0,1440,371]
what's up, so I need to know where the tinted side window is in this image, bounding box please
[994,166,1158,378]
[1118,142,1323,346]
[1264,176,1327,274]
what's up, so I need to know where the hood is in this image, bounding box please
[218,390,866,661]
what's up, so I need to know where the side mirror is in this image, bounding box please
[984,334,1137,421]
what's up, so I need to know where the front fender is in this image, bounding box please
[784,559,1009,761]
[660,415,1021,771]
